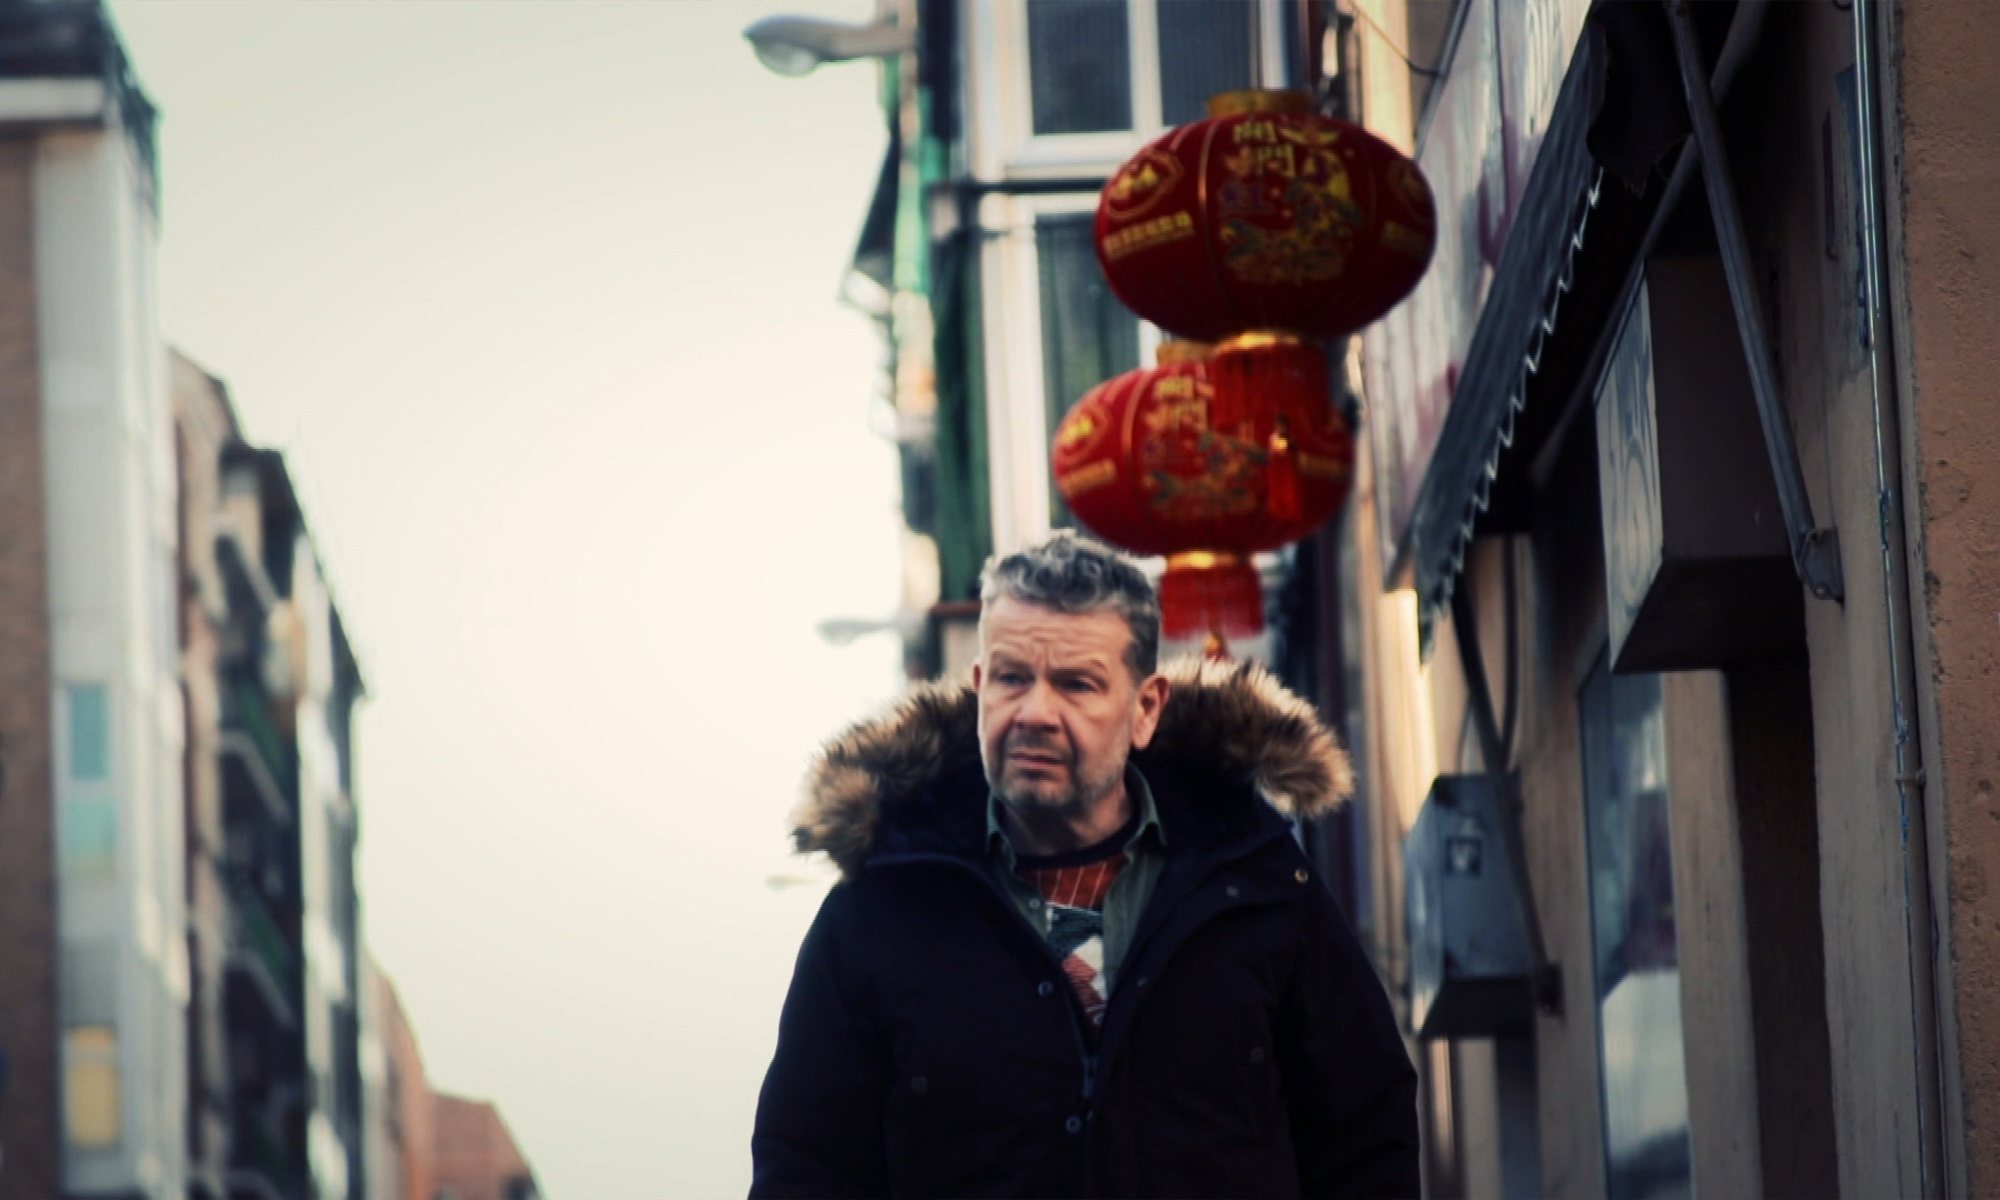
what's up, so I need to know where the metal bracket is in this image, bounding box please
[1667,0,1846,603]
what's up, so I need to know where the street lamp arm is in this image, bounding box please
[743,15,914,77]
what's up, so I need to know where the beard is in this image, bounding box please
[985,733,1121,817]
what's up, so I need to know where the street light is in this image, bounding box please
[742,14,913,77]
[815,613,921,646]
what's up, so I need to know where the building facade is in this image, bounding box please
[847,0,2000,1196]
[361,961,436,1200]
[430,1096,539,1200]
[1324,0,2000,1195]
[172,348,372,1200]
[0,7,378,1198]
[0,5,182,1195]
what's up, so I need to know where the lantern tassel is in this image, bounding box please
[1160,555,1264,641]
[1265,419,1301,524]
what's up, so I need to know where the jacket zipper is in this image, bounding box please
[880,824,1300,1114]
[1095,822,1301,1077]
[1116,822,1298,988]
[873,851,1101,1107]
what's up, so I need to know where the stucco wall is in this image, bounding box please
[1659,672,1760,1200]
[1516,444,1608,1200]
[1733,3,1942,1193]
[1888,1,2000,1194]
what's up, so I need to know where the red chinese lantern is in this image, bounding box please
[1052,336,1355,646]
[1095,89,1435,343]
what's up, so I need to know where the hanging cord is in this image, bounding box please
[1450,539,1560,1013]
[1344,1,1443,78]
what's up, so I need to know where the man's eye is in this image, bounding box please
[1059,678,1099,694]
[995,672,1028,686]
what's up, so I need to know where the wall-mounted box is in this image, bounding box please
[1595,257,1800,674]
[1407,774,1533,1040]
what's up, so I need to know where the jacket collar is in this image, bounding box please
[793,658,1354,879]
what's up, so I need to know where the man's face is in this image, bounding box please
[972,597,1169,822]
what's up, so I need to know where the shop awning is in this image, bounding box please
[1394,0,1754,623]
[1399,27,1608,617]
[842,133,901,317]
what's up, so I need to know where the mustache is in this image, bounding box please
[1004,734,1071,760]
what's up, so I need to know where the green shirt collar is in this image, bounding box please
[986,763,1165,868]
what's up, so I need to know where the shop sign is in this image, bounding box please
[1497,0,1594,231]
[1595,261,1794,673]
[1365,0,1589,573]
[1597,285,1662,651]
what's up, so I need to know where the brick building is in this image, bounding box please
[431,1095,540,1200]
[0,6,371,1197]
[0,4,180,1194]
[363,962,436,1200]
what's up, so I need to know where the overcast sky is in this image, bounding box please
[109,2,903,1195]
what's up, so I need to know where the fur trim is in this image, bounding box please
[1143,658,1355,820]
[793,657,1353,876]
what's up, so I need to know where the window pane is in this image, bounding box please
[1578,658,1692,1200]
[1027,0,1133,135]
[1158,0,1257,126]
[61,796,117,882]
[67,684,109,781]
[1037,214,1142,525]
[65,1025,121,1148]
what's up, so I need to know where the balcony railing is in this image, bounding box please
[220,675,296,821]
[227,878,299,1024]
[229,1110,300,1200]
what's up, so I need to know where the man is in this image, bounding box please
[752,532,1417,1198]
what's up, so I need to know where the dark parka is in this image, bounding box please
[752,659,1418,1199]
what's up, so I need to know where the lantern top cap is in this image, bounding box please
[1206,89,1314,119]
[1165,551,1250,572]
[1216,330,1310,354]
[1155,340,1213,366]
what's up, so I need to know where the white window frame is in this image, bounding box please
[980,190,1164,553]
[969,0,1294,181]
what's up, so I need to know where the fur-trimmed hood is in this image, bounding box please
[794,658,1354,878]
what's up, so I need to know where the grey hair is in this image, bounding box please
[979,530,1160,678]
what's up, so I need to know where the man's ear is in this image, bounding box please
[1128,673,1171,750]
[971,660,983,691]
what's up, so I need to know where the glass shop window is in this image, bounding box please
[1036,211,1142,523]
[1578,654,1693,1200]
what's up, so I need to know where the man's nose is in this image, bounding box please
[1015,678,1061,728]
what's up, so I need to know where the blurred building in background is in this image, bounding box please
[0,5,536,1200]
[363,963,436,1200]
[0,2,185,1194]
[171,351,369,1200]
[429,1096,540,1200]
[824,0,2000,1197]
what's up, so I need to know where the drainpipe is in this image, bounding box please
[1851,0,1951,1192]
